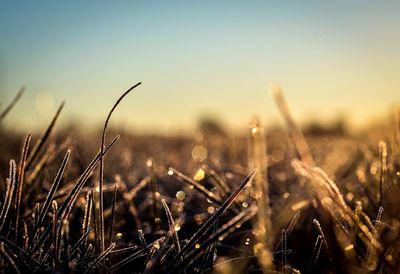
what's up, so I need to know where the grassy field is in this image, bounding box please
[0,85,399,273]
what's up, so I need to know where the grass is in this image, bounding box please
[0,84,399,273]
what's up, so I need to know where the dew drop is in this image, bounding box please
[176,191,186,201]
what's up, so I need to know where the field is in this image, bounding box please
[0,86,399,273]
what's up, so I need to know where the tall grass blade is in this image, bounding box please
[32,150,70,242]
[0,160,17,234]
[98,82,141,252]
[248,120,272,270]
[161,199,181,254]
[26,101,65,170]
[0,87,24,121]
[13,133,31,242]
[271,84,314,165]
[108,183,117,247]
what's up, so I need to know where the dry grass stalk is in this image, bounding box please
[270,84,314,165]
[98,82,142,252]
[0,87,24,121]
[248,120,272,271]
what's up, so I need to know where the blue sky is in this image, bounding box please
[1,1,399,133]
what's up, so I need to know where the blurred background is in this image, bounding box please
[1,1,399,134]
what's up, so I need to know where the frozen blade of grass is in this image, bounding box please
[110,246,138,256]
[201,164,231,196]
[248,120,272,271]
[197,239,215,274]
[143,242,160,274]
[70,228,93,259]
[76,246,138,264]
[0,87,24,121]
[274,211,301,251]
[0,160,16,234]
[168,167,224,207]
[126,199,142,229]
[270,84,314,165]
[22,220,28,250]
[84,242,115,274]
[27,137,71,185]
[378,141,387,207]
[85,244,94,258]
[29,136,119,254]
[313,219,329,252]
[52,200,60,269]
[32,150,70,241]
[161,199,181,254]
[26,101,65,170]
[98,82,141,252]
[374,206,384,229]
[174,170,256,262]
[364,206,385,271]
[171,206,258,273]
[111,237,165,272]
[0,178,12,231]
[138,229,149,254]
[122,176,150,201]
[286,210,301,236]
[147,159,159,230]
[160,244,178,266]
[62,220,70,269]
[280,229,287,272]
[0,242,21,274]
[82,191,93,255]
[26,143,56,185]
[307,235,323,274]
[197,221,217,274]
[13,133,31,242]
[108,184,117,247]
[33,203,40,230]
[40,245,53,265]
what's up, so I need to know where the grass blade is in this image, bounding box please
[271,84,314,165]
[0,160,17,234]
[32,150,70,242]
[98,82,141,252]
[0,87,24,121]
[108,183,117,247]
[26,101,65,170]
[161,199,181,254]
[13,133,31,242]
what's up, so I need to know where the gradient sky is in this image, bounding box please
[1,1,399,133]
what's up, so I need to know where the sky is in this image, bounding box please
[1,1,399,134]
